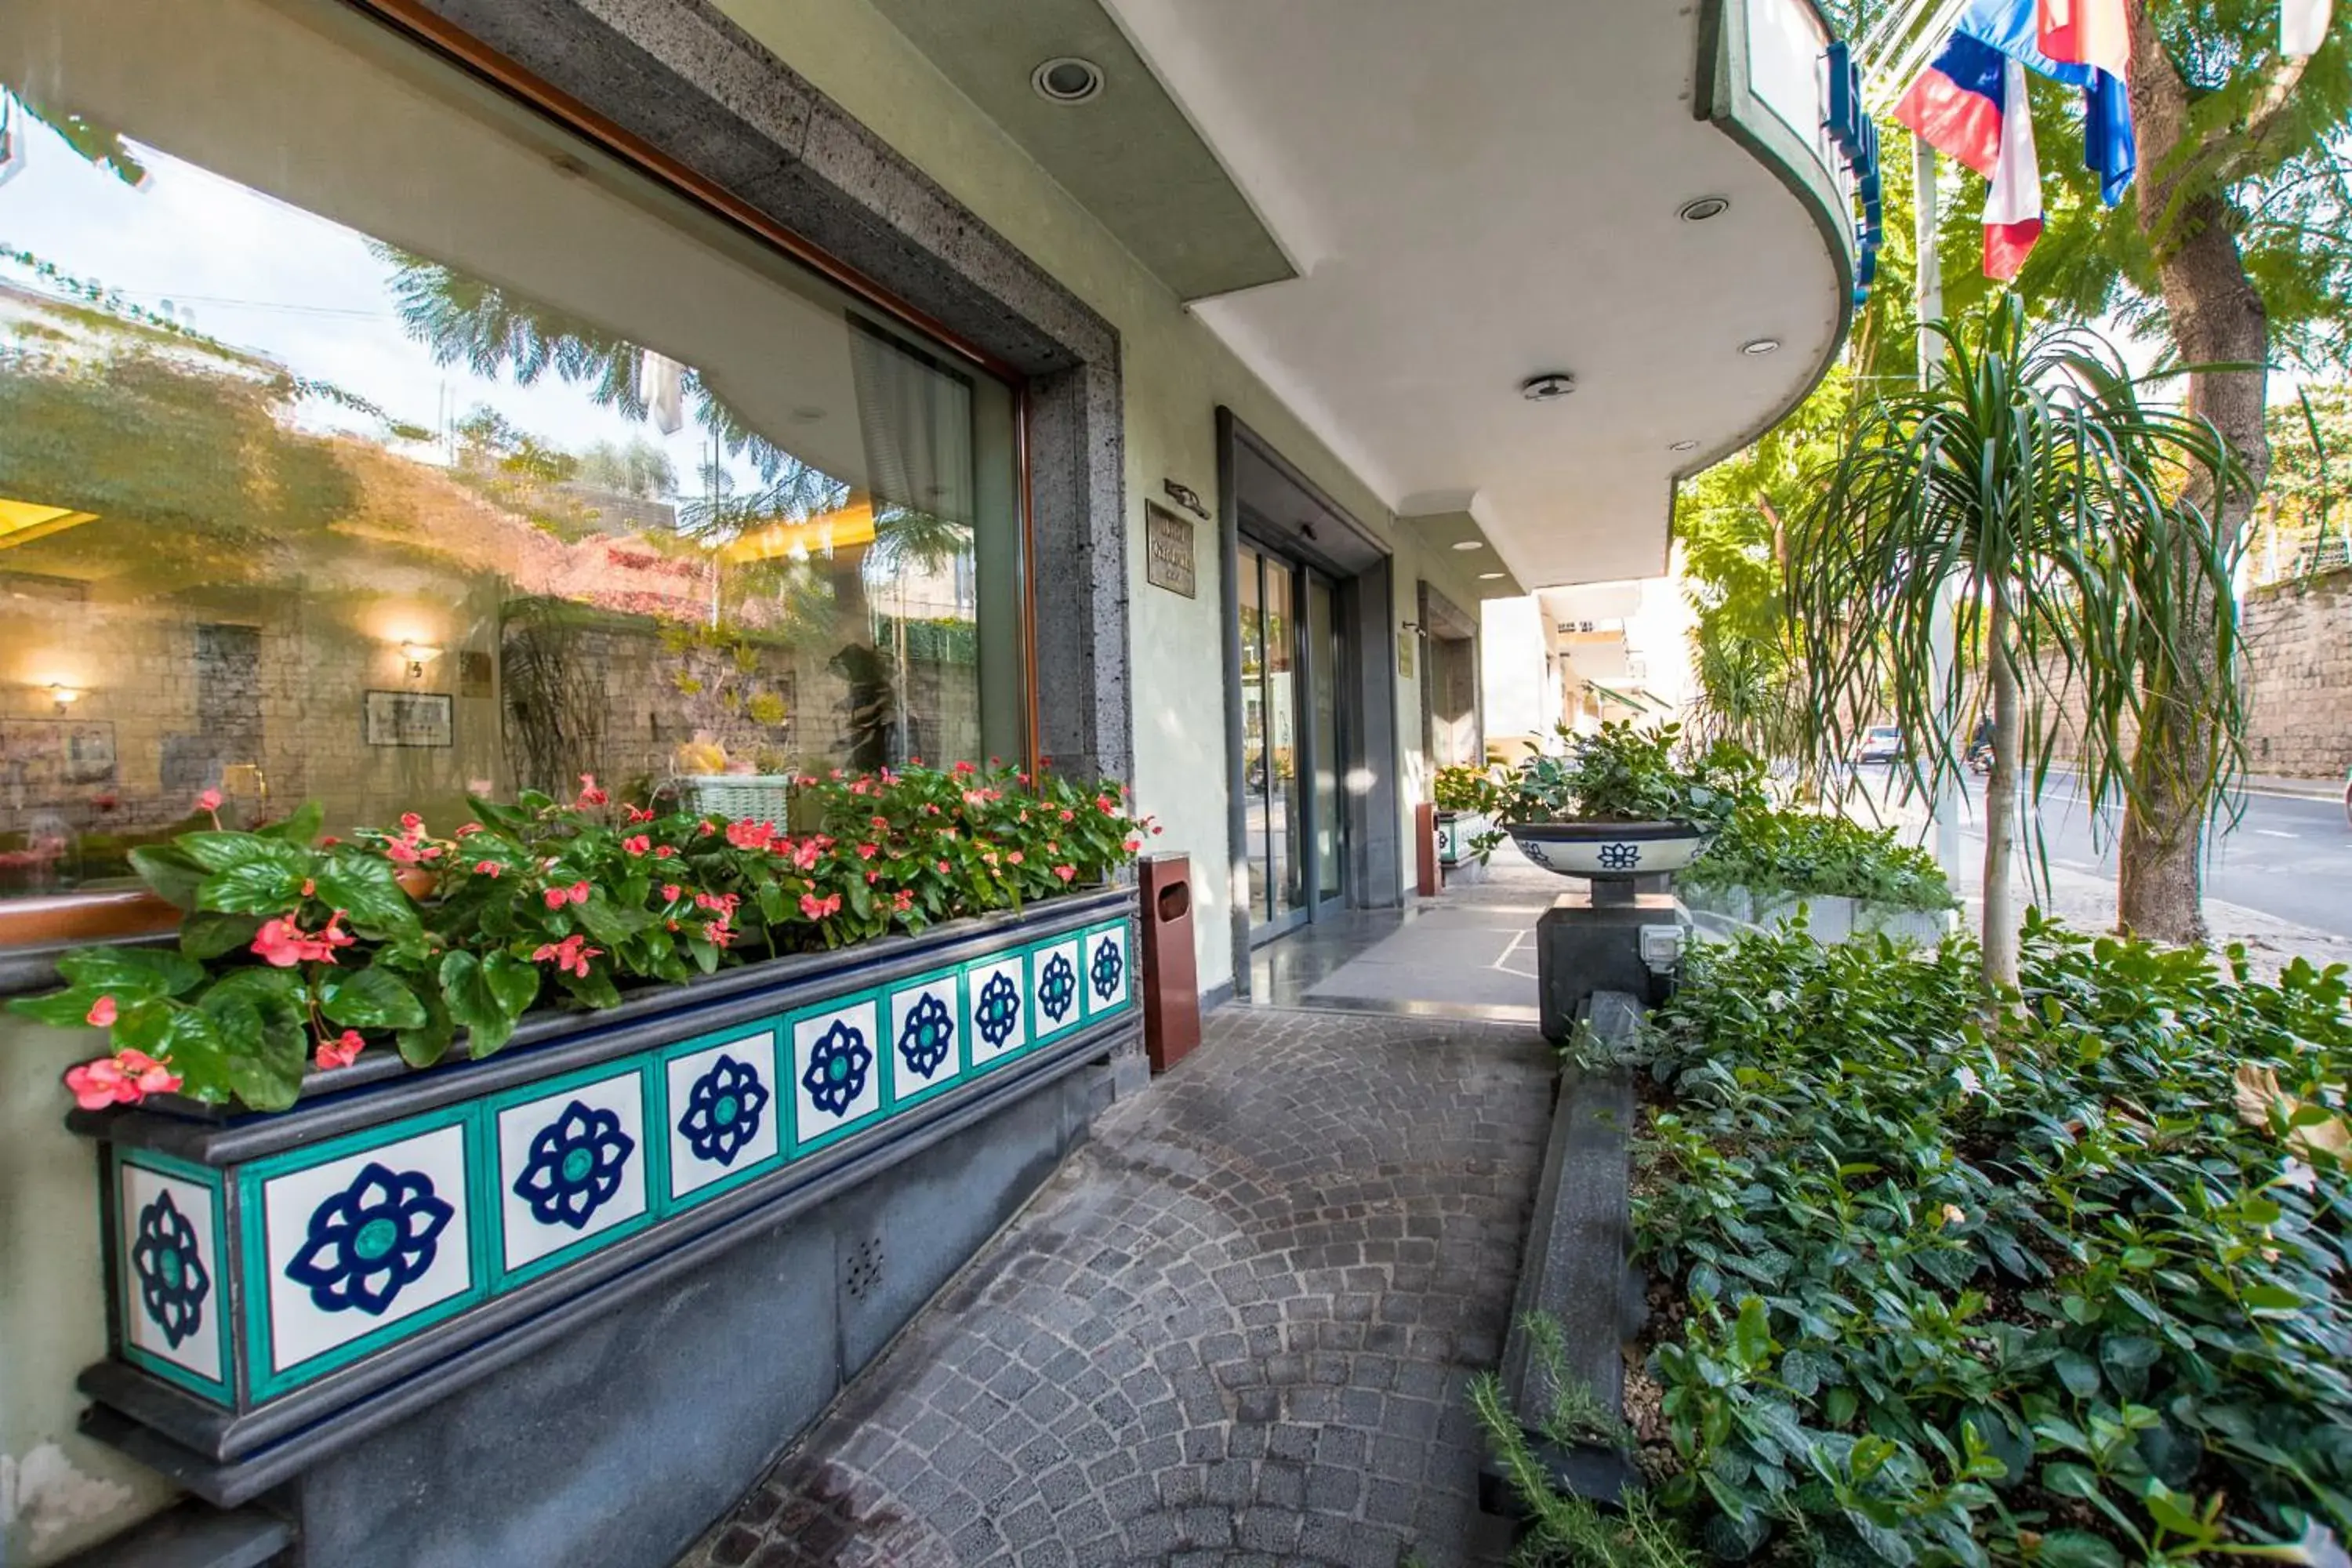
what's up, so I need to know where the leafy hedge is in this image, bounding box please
[1600,917,2351,1565]
[14,763,1151,1113]
[1683,808,1955,913]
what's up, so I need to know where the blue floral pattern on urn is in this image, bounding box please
[512,1100,636,1230]
[284,1162,454,1316]
[1039,953,1077,1024]
[802,1018,873,1116]
[1598,842,1642,871]
[898,993,954,1077]
[130,1189,210,1349]
[1089,938,1123,1002]
[975,972,1021,1049]
[678,1055,769,1167]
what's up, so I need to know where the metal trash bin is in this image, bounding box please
[1138,854,1201,1074]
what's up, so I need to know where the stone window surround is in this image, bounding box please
[361,0,1131,783]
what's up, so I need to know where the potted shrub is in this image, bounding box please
[1679,805,1957,943]
[1431,764,1500,867]
[1463,721,1759,882]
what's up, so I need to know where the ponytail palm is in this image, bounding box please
[1786,300,2247,993]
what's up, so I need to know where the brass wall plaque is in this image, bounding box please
[1144,501,1196,598]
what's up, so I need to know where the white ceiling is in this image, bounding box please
[1099,0,1847,589]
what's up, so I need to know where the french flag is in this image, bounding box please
[2034,0,2136,204]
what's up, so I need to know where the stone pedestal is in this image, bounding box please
[1535,887,1685,1040]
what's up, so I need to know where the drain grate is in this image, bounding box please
[844,1235,884,1301]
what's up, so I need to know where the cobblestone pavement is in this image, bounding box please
[676,1004,1555,1568]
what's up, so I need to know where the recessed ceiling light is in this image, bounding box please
[1479,572,1505,580]
[1669,439,1700,452]
[1679,196,1731,223]
[1741,338,1782,357]
[1031,56,1105,103]
[1452,540,1486,552]
[1519,372,1576,402]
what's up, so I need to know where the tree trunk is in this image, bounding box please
[1982,588,2022,995]
[2115,9,2272,942]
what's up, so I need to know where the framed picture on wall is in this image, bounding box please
[364,690,455,748]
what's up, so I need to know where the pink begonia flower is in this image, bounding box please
[1124,837,1143,854]
[937,860,951,875]
[575,774,608,808]
[474,861,503,877]
[251,913,354,968]
[1058,809,1074,822]
[66,1051,181,1110]
[1095,795,1116,815]
[894,890,915,913]
[1007,851,1025,866]
[625,805,655,824]
[622,835,652,856]
[858,843,879,860]
[314,1030,365,1071]
[85,995,118,1028]
[456,822,484,838]
[655,844,676,858]
[399,812,423,833]
[800,891,843,920]
[1054,864,1076,883]
[662,884,684,903]
[196,789,223,813]
[531,935,603,978]
[385,839,422,865]
[866,870,880,884]
[543,887,571,910]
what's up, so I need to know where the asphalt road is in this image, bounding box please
[1949,771,2352,938]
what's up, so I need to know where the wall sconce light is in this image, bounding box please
[1161,479,1210,522]
[47,683,82,714]
[399,642,443,682]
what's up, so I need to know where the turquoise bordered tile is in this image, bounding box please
[657,1019,787,1214]
[880,964,966,1110]
[114,1145,234,1405]
[238,1102,488,1403]
[1027,932,1085,1043]
[964,946,1031,1073]
[1080,920,1134,1018]
[482,1058,661,1293]
[786,988,887,1153]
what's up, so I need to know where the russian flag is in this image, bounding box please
[1983,57,2044,279]
[1892,30,2011,179]
[2037,0,2132,85]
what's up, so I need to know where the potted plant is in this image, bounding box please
[1463,721,1759,881]
[1431,763,1500,867]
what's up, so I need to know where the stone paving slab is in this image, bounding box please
[673,1004,1556,1568]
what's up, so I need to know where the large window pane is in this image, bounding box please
[0,0,1023,902]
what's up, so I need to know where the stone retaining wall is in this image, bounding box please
[2245,568,2352,779]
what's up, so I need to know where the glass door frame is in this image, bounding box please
[1238,537,1348,943]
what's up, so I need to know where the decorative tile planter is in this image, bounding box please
[75,887,1139,1503]
[1435,810,1490,867]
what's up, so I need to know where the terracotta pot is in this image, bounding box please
[394,867,439,902]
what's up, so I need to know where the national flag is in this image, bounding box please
[1984,58,2044,279]
[2036,0,2132,85]
[2083,69,2134,205]
[2283,0,2334,56]
[1893,31,2013,178]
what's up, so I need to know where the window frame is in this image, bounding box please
[0,0,1040,952]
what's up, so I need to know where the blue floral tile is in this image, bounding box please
[257,1123,474,1378]
[966,953,1029,1068]
[886,973,963,1105]
[1029,938,1083,1040]
[1083,923,1131,1016]
[790,996,882,1145]
[664,1031,782,1204]
[116,1159,225,1389]
[494,1070,648,1274]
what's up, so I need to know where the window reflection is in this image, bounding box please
[0,0,1023,902]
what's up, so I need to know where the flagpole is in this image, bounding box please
[1915,131,1964,880]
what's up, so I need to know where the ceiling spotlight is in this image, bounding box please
[1452,540,1486,552]
[1740,338,1783,357]
[1669,439,1700,452]
[1679,195,1731,223]
[1479,572,1506,580]
[1520,372,1577,402]
[1031,56,1105,103]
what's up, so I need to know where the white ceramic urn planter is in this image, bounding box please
[1504,821,1710,880]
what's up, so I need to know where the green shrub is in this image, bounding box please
[1599,916,2352,1564]
[1684,808,1955,913]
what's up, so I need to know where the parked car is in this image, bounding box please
[1855,724,1902,766]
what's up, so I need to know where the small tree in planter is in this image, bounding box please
[1785,301,2248,996]
[1465,722,1762,883]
